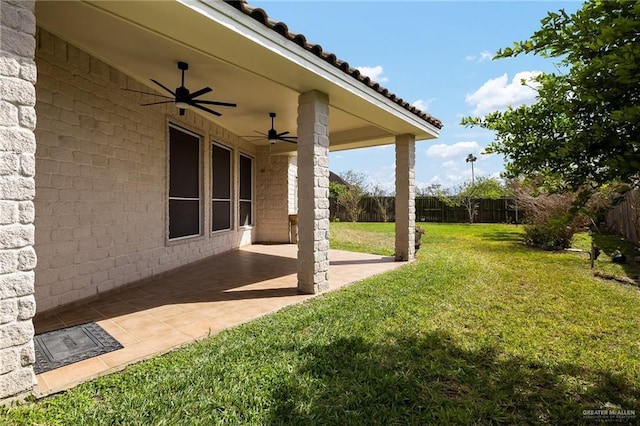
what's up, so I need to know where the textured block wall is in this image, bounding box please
[255,147,292,243]
[34,29,256,313]
[0,0,37,402]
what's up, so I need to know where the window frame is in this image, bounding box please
[239,152,254,228]
[167,123,203,241]
[211,141,234,233]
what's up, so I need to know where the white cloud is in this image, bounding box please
[464,51,492,63]
[426,141,482,159]
[479,51,492,62]
[442,160,457,169]
[411,98,436,112]
[466,71,542,116]
[356,65,389,83]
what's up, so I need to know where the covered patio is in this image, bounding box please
[32,244,404,397]
[0,0,442,402]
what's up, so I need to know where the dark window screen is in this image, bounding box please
[169,127,200,198]
[239,201,252,226]
[212,145,231,199]
[169,200,200,239]
[169,126,200,239]
[239,154,252,201]
[239,154,253,226]
[212,201,231,231]
[212,144,232,231]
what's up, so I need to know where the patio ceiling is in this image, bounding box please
[35,0,441,153]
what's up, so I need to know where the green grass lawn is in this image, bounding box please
[3,223,640,425]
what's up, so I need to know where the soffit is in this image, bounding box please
[35,0,441,152]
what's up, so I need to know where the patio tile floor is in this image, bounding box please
[32,244,405,397]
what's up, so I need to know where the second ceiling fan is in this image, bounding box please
[248,112,297,144]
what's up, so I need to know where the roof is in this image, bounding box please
[225,1,443,130]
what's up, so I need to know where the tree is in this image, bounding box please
[461,0,640,191]
[329,181,347,199]
[416,183,443,197]
[335,170,368,222]
[465,154,477,185]
[370,184,392,222]
[437,177,507,224]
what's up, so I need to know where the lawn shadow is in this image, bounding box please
[480,229,523,243]
[593,233,640,280]
[269,331,640,425]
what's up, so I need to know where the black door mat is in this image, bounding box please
[34,322,123,374]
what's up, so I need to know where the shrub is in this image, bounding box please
[523,222,575,249]
[511,181,588,249]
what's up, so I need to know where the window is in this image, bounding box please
[168,125,201,239]
[212,143,232,232]
[239,153,253,226]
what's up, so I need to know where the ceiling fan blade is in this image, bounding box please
[150,79,176,96]
[187,87,213,100]
[277,131,290,137]
[192,100,237,108]
[190,103,222,117]
[121,88,173,99]
[253,131,268,137]
[141,100,175,106]
[280,138,298,144]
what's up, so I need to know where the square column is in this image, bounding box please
[296,91,330,294]
[0,0,37,402]
[395,134,416,261]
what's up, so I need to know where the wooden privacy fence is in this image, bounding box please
[330,197,520,223]
[606,190,640,244]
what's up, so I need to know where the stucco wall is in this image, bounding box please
[34,29,256,313]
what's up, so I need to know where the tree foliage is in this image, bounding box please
[462,0,640,190]
[437,177,507,223]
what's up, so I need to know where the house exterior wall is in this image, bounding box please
[255,147,293,243]
[34,29,256,314]
[0,0,37,402]
[287,155,298,215]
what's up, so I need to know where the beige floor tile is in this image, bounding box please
[55,306,104,327]
[112,314,175,340]
[144,303,189,321]
[33,315,65,334]
[142,328,193,351]
[89,300,136,318]
[99,341,159,368]
[34,244,406,397]
[97,319,139,346]
[37,357,108,391]
[163,312,223,339]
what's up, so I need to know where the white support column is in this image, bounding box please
[395,134,416,261]
[0,0,38,402]
[296,91,330,294]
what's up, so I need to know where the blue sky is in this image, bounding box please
[252,1,583,192]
